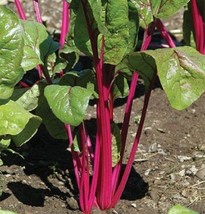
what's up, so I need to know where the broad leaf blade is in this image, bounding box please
[126,1,139,53]
[0,6,24,99]
[36,85,67,139]
[127,46,205,110]
[104,0,130,65]
[74,3,93,56]
[0,101,40,136]
[59,69,97,98]
[130,0,189,28]
[130,0,154,28]
[153,47,205,110]
[126,51,156,89]
[44,85,93,126]
[0,211,18,214]
[168,204,199,214]
[12,115,42,146]
[155,0,190,19]
[88,0,107,35]
[21,21,59,72]
[12,84,40,111]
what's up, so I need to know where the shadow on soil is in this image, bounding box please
[2,121,148,207]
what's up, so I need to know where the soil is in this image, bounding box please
[1,1,205,214]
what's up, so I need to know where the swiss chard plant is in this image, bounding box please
[1,0,205,213]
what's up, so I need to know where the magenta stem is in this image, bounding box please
[111,73,157,207]
[79,124,90,213]
[60,0,70,47]
[190,0,205,54]
[95,37,113,210]
[65,124,81,190]
[111,21,156,197]
[156,19,176,48]
[14,0,26,20]
[33,0,43,23]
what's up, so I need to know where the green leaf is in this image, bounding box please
[0,139,11,149]
[12,115,41,147]
[168,204,199,214]
[183,8,196,48]
[112,74,129,100]
[74,0,131,65]
[126,1,139,53]
[111,122,121,167]
[0,6,24,99]
[87,0,108,35]
[12,84,40,111]
[130,0,189,28]
[36,84,67,139]
[59,69,97,98]
[126,51,156,89]
[0,211,18,214]
[21,21,59,72]
[74,4,93,56]
[44,85,93,126]
[155,0,190,19]
[0,100,40,136]
[127,46,205,110]
[104,0,130,65]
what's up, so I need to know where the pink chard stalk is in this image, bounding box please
[189,0,205,54]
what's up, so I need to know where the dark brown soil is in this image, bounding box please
[1,2,205,214]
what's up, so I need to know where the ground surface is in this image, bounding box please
[1,1,205,214]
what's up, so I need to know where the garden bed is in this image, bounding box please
[1,1,205,214]
[1,87,205,214]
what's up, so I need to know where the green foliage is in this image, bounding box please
[0,6,24,99]
[168,204,199,214]
[21,20,59,72]
[44,85,93,126]
[127,46,205,110]
[131,0,190,28]
[0,211,18,214]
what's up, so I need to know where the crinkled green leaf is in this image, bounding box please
[44,85,93,126]
[130,0,189,28]
[36,84,67,139]
[21,21,59,72]
[127,46,205,110]
[0,6,24,99]
[88,0,107,35]
[104,0,130,65]
[74,0,130,65]
[0,100,39,136]
[168,204,199,214]
[111,123,121,167]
